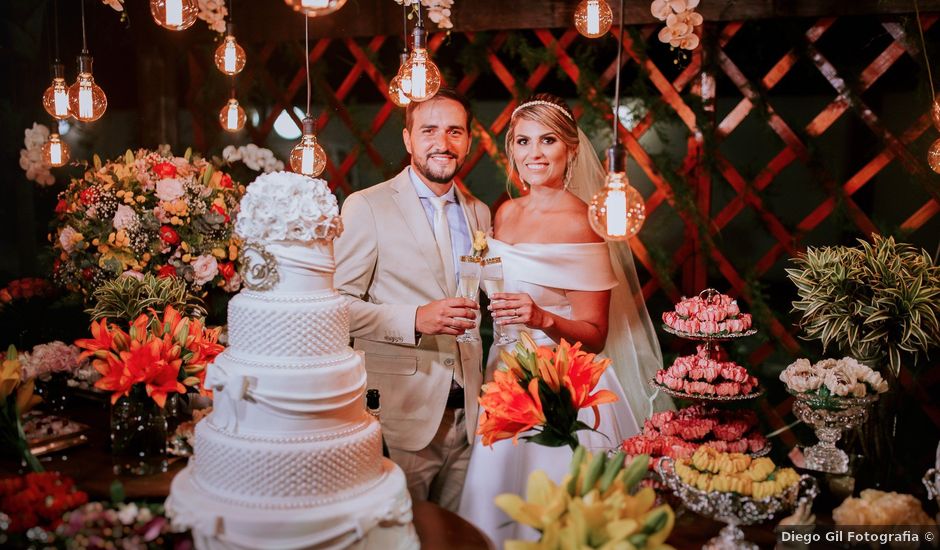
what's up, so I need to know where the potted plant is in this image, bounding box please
[786,235,940,378]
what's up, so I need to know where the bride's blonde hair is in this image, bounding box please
[505,93,579,195]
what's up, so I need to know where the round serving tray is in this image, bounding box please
[649,378,765,402]
[662,324,758,341]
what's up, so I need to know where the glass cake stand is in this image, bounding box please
[658,457,819,550]
[649,378,765,402]
[788,390,879,474]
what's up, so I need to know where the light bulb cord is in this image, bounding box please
[915,0,936,99]
[612,0,624,144]
[228,0,234,24]
[402,2,408,48]
[53,0,60,62]
[305,15,311,118]
[416,1,423,29]
[80,0,88,53]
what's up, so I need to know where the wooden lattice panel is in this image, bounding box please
[184,16,940,436]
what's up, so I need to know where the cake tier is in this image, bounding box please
[168,459,418,550]
[190,415,384,505]
[227,289,349,357]
[206,349,366,434]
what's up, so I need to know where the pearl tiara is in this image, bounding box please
[511,100,574,120]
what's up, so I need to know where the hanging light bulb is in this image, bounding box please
[214,24,246,75]
[290,117,327,177]
[574,0,614,38]
[219,97,246,132]
[928,138,940,174]
[401,20,441,102]
[67,53,107,122]
[41,133,71,168]
[150,0,198,30]
[588,146,646,240]
[42,62,71,120]
[388,51,412,108]
[284,0,348,17]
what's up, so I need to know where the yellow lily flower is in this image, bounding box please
[0,346,21,401]
[15,379,42,416]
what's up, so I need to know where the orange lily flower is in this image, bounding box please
[477,370,546,446]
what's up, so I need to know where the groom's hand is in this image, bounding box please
[416,298,478,336]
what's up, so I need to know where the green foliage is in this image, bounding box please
[86,274,205,324]
[786,234,940,377]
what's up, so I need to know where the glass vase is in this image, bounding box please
[110,388,168,475]
[35,372,70,413]
[791,393,878,474]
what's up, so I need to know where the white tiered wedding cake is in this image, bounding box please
[167,172,418,550]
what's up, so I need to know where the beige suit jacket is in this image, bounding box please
[333,168,491,452]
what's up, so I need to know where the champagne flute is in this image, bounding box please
[456,255,481,343]
[482,257,517,345]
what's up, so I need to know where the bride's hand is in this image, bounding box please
[489,293,549,329]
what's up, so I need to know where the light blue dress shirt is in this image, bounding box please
[408,167,472,288]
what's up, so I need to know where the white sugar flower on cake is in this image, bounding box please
[235,171,341,242]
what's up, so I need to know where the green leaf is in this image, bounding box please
[110,480,126,504]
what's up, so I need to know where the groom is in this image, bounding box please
[333,88,490,512]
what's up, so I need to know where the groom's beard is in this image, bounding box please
[414,149,465,184]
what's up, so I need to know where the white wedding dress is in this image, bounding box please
[457,237,640,547]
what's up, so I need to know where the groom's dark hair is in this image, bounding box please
[404,87,473,131]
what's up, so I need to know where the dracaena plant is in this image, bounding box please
[786,235,940,377]
[86,274,205,325]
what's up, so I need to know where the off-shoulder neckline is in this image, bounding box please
[488,237,607,247]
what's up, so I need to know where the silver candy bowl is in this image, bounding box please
[658,457,819,550]
[788,390,879,474]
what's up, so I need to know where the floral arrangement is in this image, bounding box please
[221,144,285,174]
[496,448,675,549]
[0,346,43,472]
[780,357,889,402]
[52,148,244,298]
[0,278,57,312]
[832,489,936,525]
[395,0,454,30]
[477,333,618,449]
[674,446,799,500]
[651,0,702,50]
[235,171,341,242]
[54,500,186,548]
[19,123,55,186]
[19,341,85,381]
[622,405,767,467]
[0,472,88,534]
[786,235,940,377]
[75,305,223,407]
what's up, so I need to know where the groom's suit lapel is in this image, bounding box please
[390,170,450,297]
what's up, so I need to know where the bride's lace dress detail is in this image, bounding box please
[458,237,640,546]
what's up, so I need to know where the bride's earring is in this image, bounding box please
[563,160,573,190]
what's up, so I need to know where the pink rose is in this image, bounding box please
[155,178,185,202]
[191,254,219,286]
[112,204,137,230]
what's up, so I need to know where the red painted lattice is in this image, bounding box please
[184,17,940,436]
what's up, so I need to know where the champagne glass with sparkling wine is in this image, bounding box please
[482,257,516,345]
[456,256,481,343]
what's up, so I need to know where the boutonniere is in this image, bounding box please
[471,230,488,259]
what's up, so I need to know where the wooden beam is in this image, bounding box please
[238,0,940,42]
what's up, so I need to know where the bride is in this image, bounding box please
[457,93,670,545]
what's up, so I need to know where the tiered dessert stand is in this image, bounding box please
[651,289,782,549]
